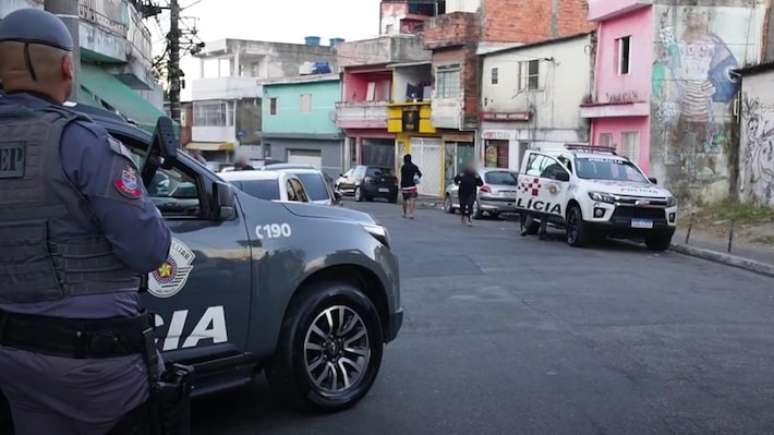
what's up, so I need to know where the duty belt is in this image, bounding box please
[0,309,154,359]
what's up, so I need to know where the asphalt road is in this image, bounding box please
[192,200,774,435]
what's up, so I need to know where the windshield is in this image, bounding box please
[575,158,648,183]
[484,171,518,186]
[296,173,330,201]
[235,180,281,200]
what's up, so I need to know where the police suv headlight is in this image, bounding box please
[363,224,391,248]
[588,191,616,204]
[666,196,677,207]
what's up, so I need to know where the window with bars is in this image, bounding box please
[269,97,278,115]
[620,131,640,162]
[436,64,461,99]
[491,67,499,85]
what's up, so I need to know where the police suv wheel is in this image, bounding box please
[566,205,589,247]
[646,232,673,251]
[267,282,384,412]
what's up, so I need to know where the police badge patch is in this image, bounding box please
[114,166,142,199]
[148,238,195,298]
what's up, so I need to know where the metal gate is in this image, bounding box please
[411,137,442,197]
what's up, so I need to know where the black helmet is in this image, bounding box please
[0,8,73,51]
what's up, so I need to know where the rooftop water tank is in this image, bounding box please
[304,36,321,46]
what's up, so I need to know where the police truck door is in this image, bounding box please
[142,161,252,360]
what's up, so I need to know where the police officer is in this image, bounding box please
[0,9,171,435]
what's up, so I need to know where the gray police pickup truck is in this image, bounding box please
[0,105,402,427]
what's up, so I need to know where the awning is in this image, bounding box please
[78,63,166,132]
[185,142,235,152]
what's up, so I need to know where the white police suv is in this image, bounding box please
[515,145,678,250]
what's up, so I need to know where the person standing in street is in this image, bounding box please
[400,153,422,219]
[0,9,171,435]
[454,163,484,226]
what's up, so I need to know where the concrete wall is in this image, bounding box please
[739,71,774,206]
[191,77,262,101]
[262,79,340,135]
[337,36,431,68]
[264,138,343,179]
[650,2,767,202]
[447,0,481,13]
[482,35,593,133]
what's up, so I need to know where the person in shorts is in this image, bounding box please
[400,154,422,219]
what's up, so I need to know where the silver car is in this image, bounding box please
[444,168,520,219]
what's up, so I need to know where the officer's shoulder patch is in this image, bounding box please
[114,165,142,199]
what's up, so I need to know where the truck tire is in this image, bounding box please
[266,282,384,412]
[646,232,673,251]
[566,205,590,247]
[520,214,540,236]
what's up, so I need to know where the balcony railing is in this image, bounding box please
[335,101,390,129]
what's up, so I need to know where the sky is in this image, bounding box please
[148,0,382,99]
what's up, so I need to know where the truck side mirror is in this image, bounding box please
[142,117,180,186]
[648,177,658,185]
[211,181,236,220]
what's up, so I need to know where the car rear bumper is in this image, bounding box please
[479,197,519,213]
[386,308,403,342]
[364,185,398,197]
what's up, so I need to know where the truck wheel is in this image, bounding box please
[566,205,590,247]
[266,282,384,412]
[354,187,364,202]
[444,195,455,214]
[646,232,673,251]
[520,214,540,236]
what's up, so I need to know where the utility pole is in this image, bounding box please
[168,0,181,122]
[45,0,79,100]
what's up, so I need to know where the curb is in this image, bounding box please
[670,243,774,278]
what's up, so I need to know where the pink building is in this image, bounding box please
[582,0,770,202]
[580,0,653,173]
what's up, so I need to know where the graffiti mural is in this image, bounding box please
[651,4,762,200]
[740,95,774,205]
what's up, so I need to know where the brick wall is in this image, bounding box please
[423,12,481,49]
[482,0,594,43]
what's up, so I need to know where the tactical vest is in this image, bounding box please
[0,104,140,303]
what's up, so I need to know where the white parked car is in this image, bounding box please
[515,145,678,250]
[444,168,519,219]
[273,168,341,206]
[220,170,310,203]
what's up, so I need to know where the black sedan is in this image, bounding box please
[336,165,398,203]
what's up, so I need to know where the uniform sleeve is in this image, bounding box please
[60,123,172,274]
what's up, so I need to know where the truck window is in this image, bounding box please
[289,179,309,202]
[147,166,202,218]
[115,134,203,219]
[296,173,329,201]
[285,179,298,202]
[540,156,569,181]
[525,154,546,176]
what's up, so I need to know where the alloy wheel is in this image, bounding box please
[303,305,371,394]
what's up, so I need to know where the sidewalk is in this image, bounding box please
[672,226,774,278]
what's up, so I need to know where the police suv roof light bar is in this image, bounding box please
[564,143,618,155]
